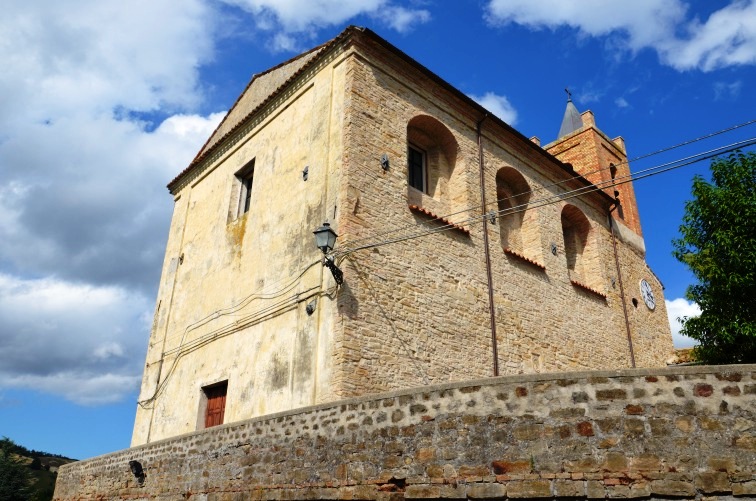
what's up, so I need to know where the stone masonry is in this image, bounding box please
[55,364,756,500]
[132,26,673,447]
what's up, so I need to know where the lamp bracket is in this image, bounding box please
[323,256,344,285]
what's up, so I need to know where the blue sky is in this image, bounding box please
[0,0,754,460]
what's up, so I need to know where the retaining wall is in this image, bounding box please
[55,364,756,500]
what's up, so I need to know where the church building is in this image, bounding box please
[132,26,673,446]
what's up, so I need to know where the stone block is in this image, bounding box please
[694,383,714,397]
[577,421,595,437]
[732,480,756,496]
[733,434,756,450]
[506,480,551,498]
[698,416,722,431]
[425,464,443,478]
[467,483,507,498]
[675,416,694,433]
[553,479,583,497]
[695,472,731,493]
[707,457,736,472]
[603,452,628,472]
[491,460,531,474]
[723,385,741,396]
[414,448,435,463]
[598,437,619,448]
[650,479,696,497]
[566,457,600,473]
[513,423,541,441]
[404,485,440,498]
[624,404,643,415]
[586,480,605,498]
[572,391,590,403]
[550,407,586,418]
[628,482,651,498]
[596,417,621,433]
[623,418,645,437]
[596,389,627,401]
[458,465,490,478]
[438,485,466,498]
[630,454,661,471]
[606,485,630,498]
[715,372,742,382]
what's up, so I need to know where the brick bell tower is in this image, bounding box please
[545,92,642,236]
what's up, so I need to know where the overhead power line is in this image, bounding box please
[336,137,756,256]
[341,119,756,252]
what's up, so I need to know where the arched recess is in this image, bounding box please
[406,115,466,216]
[561,204,601,288]
[496,167,541,260]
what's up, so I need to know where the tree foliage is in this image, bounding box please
[0,438,32,501]
[672,151,756,364]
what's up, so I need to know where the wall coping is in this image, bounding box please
[91,363,751,463]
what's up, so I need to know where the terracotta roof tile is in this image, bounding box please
[408,205,470,234]
[570,279,607,298]
[503,247,546,270]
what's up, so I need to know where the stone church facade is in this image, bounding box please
[132,26,673,446]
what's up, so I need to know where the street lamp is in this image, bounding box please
[313,222,343,285]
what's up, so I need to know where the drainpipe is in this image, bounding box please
[609,201,636,368]
[477,114,499,377]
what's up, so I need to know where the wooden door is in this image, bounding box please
[204,383,227,428]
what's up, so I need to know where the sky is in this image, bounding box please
[0,0,754,460]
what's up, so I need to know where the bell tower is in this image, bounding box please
[545,93,642,237]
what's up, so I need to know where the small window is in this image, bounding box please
[202,381,227,428]
[235,159,255,217]
[407,144,427,193]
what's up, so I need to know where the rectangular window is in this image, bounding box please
[235,159,255,217]
[408,145,427,193]
[202,381,227,428]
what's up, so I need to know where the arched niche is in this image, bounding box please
[496,167,540,260]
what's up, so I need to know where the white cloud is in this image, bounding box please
[0,1,226,406]
[469,92,519,125]
[662,0,756,71]
[0,1,215,127]
[221,0,430,50]
[0,274,151,405]
[3,373,143,407]
[485,0,756,72]
[615,97,630,108]
[376,6,432,33]
[0,112,224,294]
[713,80,743,100]
[665,298,701,348]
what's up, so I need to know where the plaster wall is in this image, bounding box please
[132,48,349,446]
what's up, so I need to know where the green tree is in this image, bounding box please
[672,151,756,364]
[0,438,32,501]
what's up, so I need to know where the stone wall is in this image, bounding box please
[131,28,674,447]
[335,31,673,400]
[55,364,756,500]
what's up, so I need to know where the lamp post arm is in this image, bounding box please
[323,256,344,285]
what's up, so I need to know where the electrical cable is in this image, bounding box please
[162,259,321,348]
[336,138,756,255]
[342,119,756,251]
[138,123,755,407]
[138,259,324,408]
